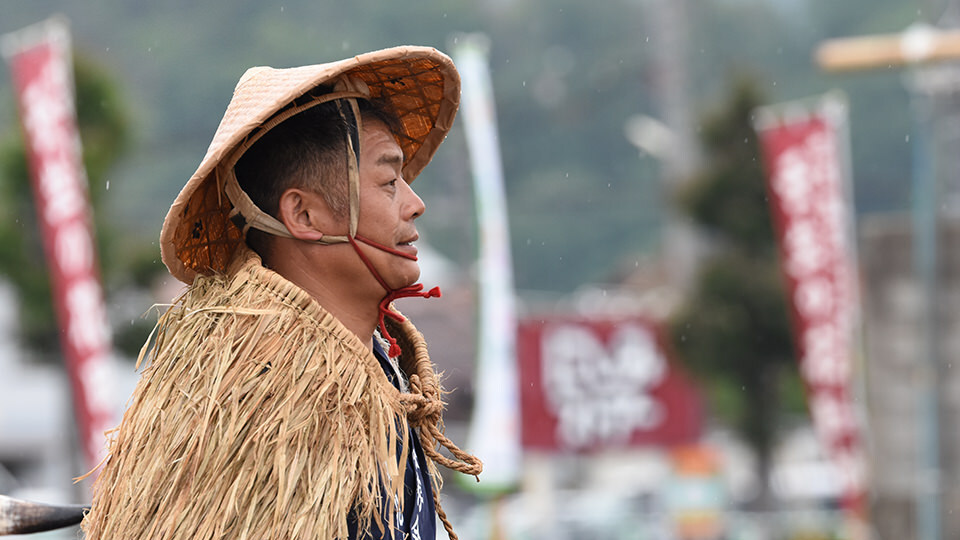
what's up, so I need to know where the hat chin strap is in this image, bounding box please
[348,235,441,357]
[222,88,441,357]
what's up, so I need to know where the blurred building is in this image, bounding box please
[860,214,960,540]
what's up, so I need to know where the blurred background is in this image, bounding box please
[0,0,956,539]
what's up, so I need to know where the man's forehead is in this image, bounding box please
[362,121,404,164]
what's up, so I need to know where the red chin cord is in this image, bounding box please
[349,235,441,357]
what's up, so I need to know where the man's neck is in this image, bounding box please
[266,244,382,350]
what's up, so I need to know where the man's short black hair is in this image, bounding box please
[234,96,401,259]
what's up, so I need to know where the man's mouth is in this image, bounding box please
[396,237,419,259]
[398,234,418,247]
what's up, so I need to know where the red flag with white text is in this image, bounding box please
[518,315,702,452]
[2,18,115,471]
[755,95,868,515]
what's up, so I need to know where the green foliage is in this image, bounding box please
[0,124,57,351]
[681,81,778,256]
[669,80,805,494]
[74,53,130,195]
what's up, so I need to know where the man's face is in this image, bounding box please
[354,119,426,291]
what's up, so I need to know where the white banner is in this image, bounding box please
[454,33,521,492]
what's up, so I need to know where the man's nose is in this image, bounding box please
[404,182,426,218]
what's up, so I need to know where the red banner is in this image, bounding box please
[756,97,867,513]
[518,315,702,452]
[3,18,114,470]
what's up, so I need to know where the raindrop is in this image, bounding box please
[105,180,110,190]
[905,134,911,143]
[280,6,284,12]
[522,81,526,87]
[147,47,152,52]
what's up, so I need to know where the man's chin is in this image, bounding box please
[388,266,422,290]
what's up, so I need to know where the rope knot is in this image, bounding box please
[403,374,444,423]
[403,372,484,480]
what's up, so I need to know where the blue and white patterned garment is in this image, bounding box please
[347,339,437,540]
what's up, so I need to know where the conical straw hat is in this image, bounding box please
[160,46,460,284]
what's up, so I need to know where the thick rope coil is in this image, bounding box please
[404,375,482,476]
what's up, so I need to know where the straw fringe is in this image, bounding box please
[81,248,479,539]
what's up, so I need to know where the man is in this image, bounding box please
[81,46,481,540]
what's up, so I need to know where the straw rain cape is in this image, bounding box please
[81,247,476,539]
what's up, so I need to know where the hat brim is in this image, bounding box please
[160,46,460,284]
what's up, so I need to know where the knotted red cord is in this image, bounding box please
[349,235,441,357]
[377,284,441,357]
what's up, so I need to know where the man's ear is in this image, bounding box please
[276,188,332,241]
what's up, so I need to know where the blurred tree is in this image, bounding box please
[0,50,158,359]
[668,79,804,509]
